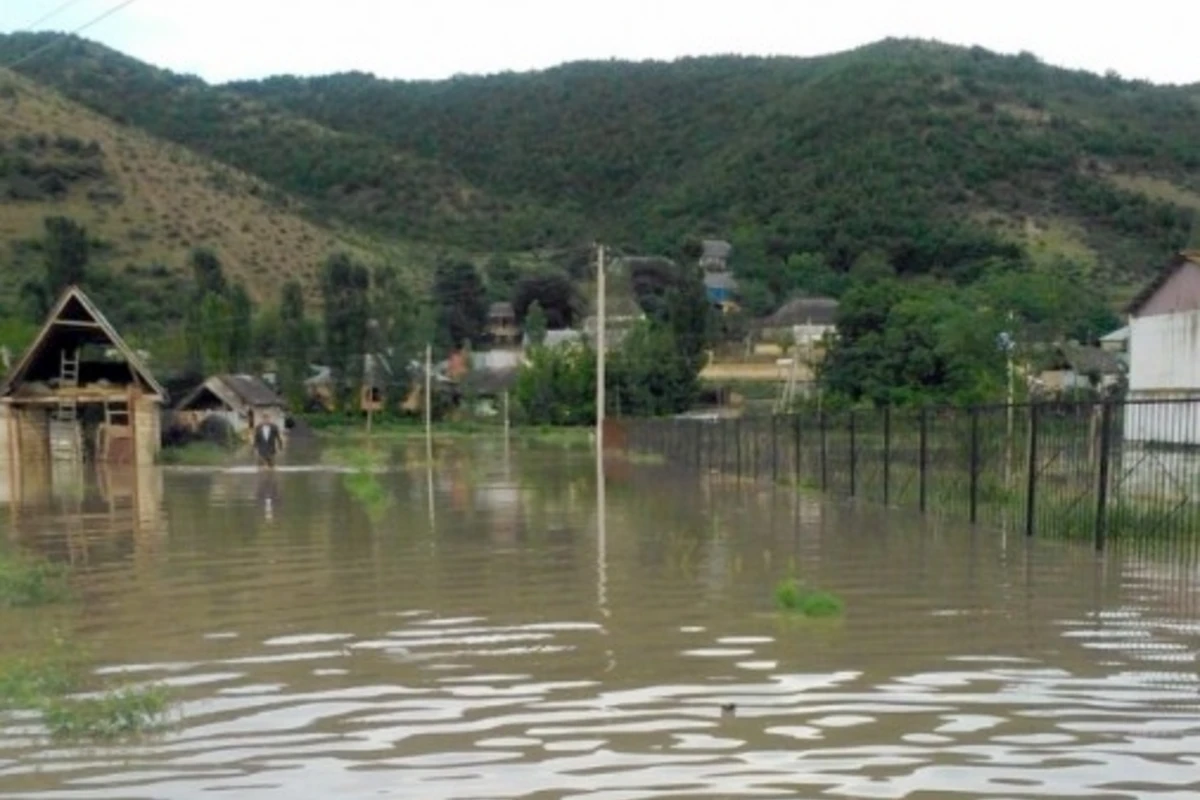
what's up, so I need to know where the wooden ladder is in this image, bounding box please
[55,347,80,423]
[98,397,132,462]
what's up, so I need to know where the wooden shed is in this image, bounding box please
[174,374,286,441]
[0,286,166,469]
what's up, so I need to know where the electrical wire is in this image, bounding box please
[21,0,91,31]
[2,0,142,71]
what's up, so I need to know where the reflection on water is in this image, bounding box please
[1,441,1200,798]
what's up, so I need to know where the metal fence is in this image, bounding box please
[625,398,1200,549]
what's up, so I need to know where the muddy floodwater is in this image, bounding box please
[2,440,1200,799]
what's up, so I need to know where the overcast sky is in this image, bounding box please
[2,0,1199,85]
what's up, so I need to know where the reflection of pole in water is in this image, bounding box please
[426,459,436,533]
[597,450,607,615]
[596,443,614,672]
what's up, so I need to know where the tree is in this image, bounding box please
[486,254,520,304]
[43,216,89,297]
[610,322,699,416]
[514,342,595,425]
[189,248,227,299]
[278,279,311,409]
[432,259,487,350]
[372,265,428,397]
[26,216,90,318]
[524,300,548,346]
[198,292,233,373]
[321,252,371,406]
[512,271,580,329]
[228,282,254,371]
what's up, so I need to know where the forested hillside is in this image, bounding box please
[3,33,1200,312]
[236,39,1200,297]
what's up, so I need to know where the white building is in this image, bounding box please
[1124,251,1200,445]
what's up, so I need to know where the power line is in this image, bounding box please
[22,0,92,31]
[2,0,142,72]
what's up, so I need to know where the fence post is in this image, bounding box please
[1025,403,1040,538]
[719,417,726,474]
[770,415,779,483]
[819,411,828,492]
[735,418,742,480]
[883,406,892,506]
[919,407,928,513]
[969,407,980,524]
[792,414,801,487]
[848,410,857,498]
[1094,400,1114,551]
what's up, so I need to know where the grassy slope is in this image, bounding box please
[0,68,386,306]
[0,33,584,252]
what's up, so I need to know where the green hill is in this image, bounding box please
[4,34,1200,311]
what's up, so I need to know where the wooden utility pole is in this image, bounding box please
[595,243,606,455]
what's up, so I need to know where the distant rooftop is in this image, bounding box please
[761,296,839,328]
[700,239,732,262]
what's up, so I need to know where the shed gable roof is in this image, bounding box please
[1126,251,1200,315]
[0,285,166,400]
[176,374,283,410]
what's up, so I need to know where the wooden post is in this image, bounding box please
[503,390,511,443]
[1025,403,1040,538]
[595,243,606,458]
[424,344,433,466]
[1094,400,1113,551]
[969,407,980,524]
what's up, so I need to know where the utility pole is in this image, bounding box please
[595,243,606,456]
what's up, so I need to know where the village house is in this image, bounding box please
[487,302,521,349]
[1123,250,1200,445]
[758,296,839,351]
[698,239,732,272]
[1099,325,1130,356]
[304,353,392,412]
[696,240,739,312]
[173,374,287,441]
[1033,343,1125,396]
[703,271,739,311]
[0,286,166,478]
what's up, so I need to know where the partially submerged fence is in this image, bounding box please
[625,399,1200,549]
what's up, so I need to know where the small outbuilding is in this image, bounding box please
[0,286,166,468]
[174,374,286,441]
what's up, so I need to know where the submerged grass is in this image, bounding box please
[42,685,172,740]
[0,553,70,608]
[0,636,85,708]
[332,446,392,520]
[157,441,237,466]
[774,578,845,618]
[0,636,173,741]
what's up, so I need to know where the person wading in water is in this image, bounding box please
[253,416,284,469]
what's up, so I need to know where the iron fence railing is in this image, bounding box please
[625,399,1200,549]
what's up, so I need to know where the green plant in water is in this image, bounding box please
[774,578,844,618]
[157,441,235,466]
[41,685,172,741]
[0,553,70,608]
[1,637,174,741]
[0,636,85,709]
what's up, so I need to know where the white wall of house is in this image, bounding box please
[792,323,835,347]
[1125,309,1200,444]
